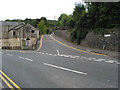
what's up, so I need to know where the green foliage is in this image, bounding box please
[58,14,74,29]
[70,28,77,42]
[58,2,120,45]
[37,20,47,35]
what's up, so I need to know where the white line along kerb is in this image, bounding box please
[44,63,87,75]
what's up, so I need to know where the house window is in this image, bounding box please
[13,31,16,36]
[31,30,35,34]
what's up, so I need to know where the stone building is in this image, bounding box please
[0,21,39,50]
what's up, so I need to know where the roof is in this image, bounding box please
[8,23,39,32]
[0,21,24,26]
[8,23,25,32]
[24,23,39,31]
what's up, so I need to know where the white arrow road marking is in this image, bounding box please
[44,63,87,75]
[56,50,60,56]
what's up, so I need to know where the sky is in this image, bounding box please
[0,0,83,21]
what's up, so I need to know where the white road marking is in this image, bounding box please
[41,53,44,54]
[104,60,115,64]
[116,62,120,64]
[37,52,42,54]
[80,57,88,59]
[19,56,33,62]
[45,53,49,55]
[56,50,60,56]
[87,58,93,60]
[59,54,64,57]
[19,56,25,59]
[63,55,70,57]
[94,59,106,62]
[24,58,33,62]
[56,50,79,59]
[53,54,57,56]
[37,50,117,65]
[75,56,80,59]
[6,54,13,56]
[70,56,76,59]
[44,63,87,75]
[49,54,53,55]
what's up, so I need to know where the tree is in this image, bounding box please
[37,20,47,35]
[72,3,88,44]
[58,14,68,29]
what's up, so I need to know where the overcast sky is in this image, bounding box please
[0,0,83,21]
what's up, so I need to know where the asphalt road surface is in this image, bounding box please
[1,34,119,89]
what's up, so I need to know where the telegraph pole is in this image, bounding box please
[54,16,56,31]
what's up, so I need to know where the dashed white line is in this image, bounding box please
[19,56,33,62]
[37,51,117,65]
[53,54,57,56]
[70,56,76,59]
[6,54,13,56]
[45,53,49,55]
[81,57,88,60]
[19,56,25,59]
[104,60,115,64]
[49,54,53,56]
[24,58,33,62]
[94,59,106,62]
[44,63,87,75]
[116,62,120,64]
[41,53,44,54]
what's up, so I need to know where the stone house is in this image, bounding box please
[0,21,39,50]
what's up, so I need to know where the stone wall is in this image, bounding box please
[54,28,119,52]
[54,30,71,40]
[80,30,119,51]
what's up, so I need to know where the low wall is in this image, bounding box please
[54,30,71,40]
[80,30,119,51]
[54,29,119,52]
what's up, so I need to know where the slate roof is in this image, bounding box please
[8,23,39,32]
[0,21,24,26]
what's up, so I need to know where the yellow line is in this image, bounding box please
[0,74,14,90]
[50,35,106,56]
[36,35,43,52]
[0,70,21,90]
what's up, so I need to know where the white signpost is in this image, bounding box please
[104,34,110,37]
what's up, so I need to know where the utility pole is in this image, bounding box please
[54,16,56,31]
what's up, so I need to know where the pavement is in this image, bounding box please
[0,34,119,89]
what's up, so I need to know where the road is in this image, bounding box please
[1,34,119,89]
